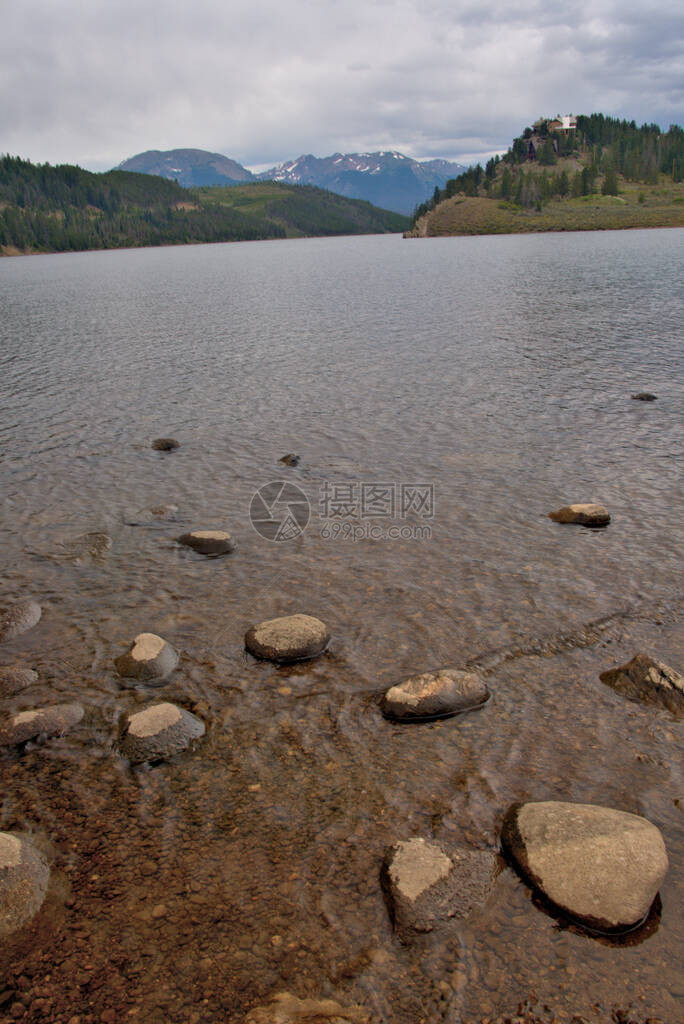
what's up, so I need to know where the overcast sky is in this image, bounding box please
[2,0,682,172]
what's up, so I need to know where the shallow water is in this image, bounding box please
[0,230,682,1023]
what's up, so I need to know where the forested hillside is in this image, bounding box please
[408,115,684,236]
[0,156,408,255]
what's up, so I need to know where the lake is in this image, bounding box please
[0,229,682,1023]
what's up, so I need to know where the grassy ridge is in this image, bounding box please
[0,156,409,255]
[410,179,684,237]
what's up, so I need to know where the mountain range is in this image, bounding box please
[117,148,466,214]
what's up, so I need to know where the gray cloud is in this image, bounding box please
[1,0,681,171]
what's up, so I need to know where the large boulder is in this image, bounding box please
[244,992,370,1024]
[0,833,50,936]
[549,504,610,527]
[114,633,179,683]
[0,703,84,746]
[600,653,683,716]
[245,614,330,663]
[381,668,489,722]
[119,703,205,764]
[0,600,42,643]
[178,530,236,557]
[501,801,668,932]
[381,837,499,939]
[0,666,38,699]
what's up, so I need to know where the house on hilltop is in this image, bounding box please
[549,114,577,133]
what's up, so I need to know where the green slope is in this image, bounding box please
[407,115,684,237]
[0,156,409,255]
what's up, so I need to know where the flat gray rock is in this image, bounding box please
[245,614,330,663]
[0,665,38,698]
[114,633,179,683]
[381,668,489,721]
[178,530,236,557]
[119,702,205,764]
[381,837,499,939]
[501,801,668,932]
[0,832,50,936]
[600,653,683,716]
[549,503,610,527]
[244,992,370,1023]
[0,600,42,643]
[0,702,84,746]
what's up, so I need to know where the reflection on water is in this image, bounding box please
[0,230,682,1022]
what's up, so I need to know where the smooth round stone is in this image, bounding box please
[600,653,683,716]
[114,633,179,683]
[245,614,330,663]
[151,437,180,451]
[381,668,489,721]
[119,702,205,764]
[244,992,370,1024]
[178,530,236,557]
[0,665,38,699]
[381,837,498,938]
[0,703,84,746]
[631,392,657,401]
[0,833,50,937]
[502,801,669,932]
[0,600,42,643]
[548,503,610,527]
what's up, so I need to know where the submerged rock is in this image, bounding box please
[57,531,112,562]
[0,703,84,746]
[381,837,498,939]
[548,503,610,527]
[381,668,489,721]
[114,633,179,683]
[0,833,50,937]
[245,614,330,663]
[244,992,370,1024]
[119,702,205,764]
[600,653,683,716]
[125,504,180,526]
[178,530,236,557]
[152,438,180,451]
[501,801,668,932]
[0,665,38,699]
[631,392,657,401]
[0,599,42,643]
[279,453,300,467]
